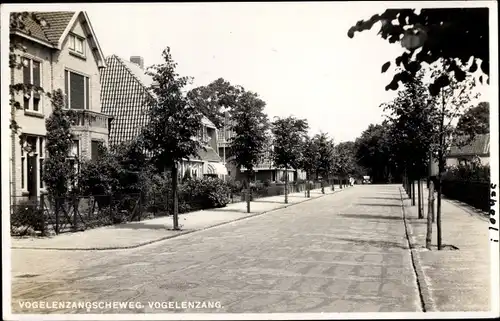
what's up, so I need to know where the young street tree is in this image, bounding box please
[347,8,489,96]
[354,122,394,183]
[383,71,439,221]
[229,90,269,213]
[427,60,480,250]
[333,141,356,189]
[142,47,204,230]
[271,116,309,203]
[314,132,335,194]
[298,135,319,198]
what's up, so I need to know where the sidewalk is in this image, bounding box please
[400,184,491,312]
[11,186,347,251]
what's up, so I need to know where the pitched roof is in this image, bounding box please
[11,11,106,67]
[11,11,74,46]
[449,133,490,157]
[194,147,222,162]
[100,55,153,147]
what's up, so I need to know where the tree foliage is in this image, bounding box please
[354,122,394,183]
[42,90,76,198]
[228,90,270,174]
[347,8,489,95]
[141,47,204,171]
[456,101,489,135]
[271,116,309,170]
[313,132,334,179]
[298,135,318,178]
[383,71,439,178]
[332,141,356,179]
[187,78,243,128]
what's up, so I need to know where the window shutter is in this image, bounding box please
[23,59,31,84]
[32,61,41,87]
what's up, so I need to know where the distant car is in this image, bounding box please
[362,176,371,184]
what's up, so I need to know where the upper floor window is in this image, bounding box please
[22,58,41,112]
[69,34,85,56]
[64,70,90,110]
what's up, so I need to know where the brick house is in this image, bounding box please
[9,11,112,199]
[100,55,227,179]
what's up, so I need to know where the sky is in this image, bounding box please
[2,1,493,143]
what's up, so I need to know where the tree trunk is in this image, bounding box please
[411,177,416,206]
[307,172,311,198]
[331,176,335,191]
[246,170,251,213]
[426,179,434,250]
[284,167,289,204]
[172,164,179,230]
[436,88,445,250]
[417,178,423,218]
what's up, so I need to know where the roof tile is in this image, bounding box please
[11,11,75,46]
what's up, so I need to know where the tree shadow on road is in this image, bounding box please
[113,222,173,230]
[338,213,402,221]
[334,237,409,250]
[355,203,402,207]
[361,197,401,201]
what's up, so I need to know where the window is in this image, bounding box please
[64,70,90,110]
[22,58,41,112]
[67,139,80,177]
[20,136,45,192]
[69,34,85,55]
[91,140,102,161]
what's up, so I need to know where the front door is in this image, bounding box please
[27,155,38,199]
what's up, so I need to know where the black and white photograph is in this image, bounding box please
[1,1,498,319]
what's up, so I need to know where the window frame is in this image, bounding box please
[68,33,86,56]
[21,56,43,113]
[64,69,90,110]
[20,135,45,193]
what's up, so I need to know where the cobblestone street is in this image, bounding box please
[11,185,425,313]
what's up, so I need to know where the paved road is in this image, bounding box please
[11,185,421,313]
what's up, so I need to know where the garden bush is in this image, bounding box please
[11,199,46,236]
[180,177,231,212]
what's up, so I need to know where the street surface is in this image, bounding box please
[12,185,422,313]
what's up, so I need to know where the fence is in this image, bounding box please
[441,179,490,212]
[11,193,143,236]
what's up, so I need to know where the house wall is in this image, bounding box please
[11,37,53,199]
[10,17,108,198]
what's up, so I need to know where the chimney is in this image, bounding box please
[130,56,144,69]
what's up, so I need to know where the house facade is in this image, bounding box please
[10,11,112,199]
[100,55,227,179]
[446,133,490,167]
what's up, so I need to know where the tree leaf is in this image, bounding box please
[381,61,391,73]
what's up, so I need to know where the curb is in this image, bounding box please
[12,187,349,251]
[398,187,437,312]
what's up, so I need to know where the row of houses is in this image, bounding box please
[9,11,302,200]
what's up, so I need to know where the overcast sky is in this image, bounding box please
[4,2,492,143]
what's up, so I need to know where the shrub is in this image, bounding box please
[443,163,490,182]
[11,199,46,236]
[263,179,271,187]
[180,177,231,212]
